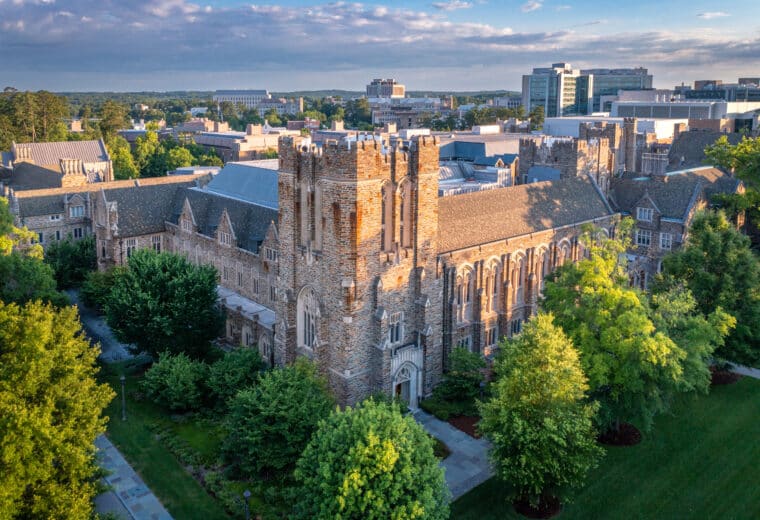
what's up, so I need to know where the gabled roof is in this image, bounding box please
[203,160,279,209]
[609,167,741,221]
[103,180,197,237]
[437,177,615,253]
[169,188,277,253]
[12,139,109,167]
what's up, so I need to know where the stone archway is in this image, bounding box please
[393,362,420,410]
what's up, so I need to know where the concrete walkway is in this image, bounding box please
[415,410,493,500]
[67,289,133,362]
[731,363,760,379]
[96,435,173,520]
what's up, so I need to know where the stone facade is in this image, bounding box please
[518,135,611,191]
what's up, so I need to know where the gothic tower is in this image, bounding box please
[274,135,443,407]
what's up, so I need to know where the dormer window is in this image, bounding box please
[219,231,233,247]
[69,205,85,218]
[181,218,192,233]
[636,207,653,222]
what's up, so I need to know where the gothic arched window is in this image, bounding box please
[297,286,319,350]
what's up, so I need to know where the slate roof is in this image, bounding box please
[473,153,518,167]
[105,180,198,237]
[609,167,741,221]
[17,193,69,217]
[667,130,742,170]
[204,160,279,209]
[438,177,614,253]
[170,187,277,253]
[12,139,109,167]
[5,162,64,190]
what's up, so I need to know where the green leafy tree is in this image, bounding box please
[222,358,333,480]
[133,130,161,173]
[207,348,264,407]
[166,146,194,171]
[0,197,66,306]
[0,300,114,518]
[659,210,760,366]
[263,109,282,127]
[294,399,449,520]
[141,352,209,412]
[104,250,224,359]
[704,135,760,188]
[43,234,96,289]
[108,135,139,180]
[478,314,603,509]
[99,100,130,144]
[80,268,119,311]
[437,346,486,402]
[649,284,735,393]
[529,105,544,131]
[541,222,686,433]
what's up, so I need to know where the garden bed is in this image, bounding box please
[710,366,742,385]
[448,415,482,439]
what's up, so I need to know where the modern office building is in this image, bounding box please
[366,78,406,99]
[522,63,593,117]
[523,63,653,116]
[213,90,271,109]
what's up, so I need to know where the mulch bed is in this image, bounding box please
[598,422,642,446]
[447,415,481,439]
[710,367,742,386]
[513,495,562,519]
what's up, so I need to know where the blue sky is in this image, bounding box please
[1,0,758,92]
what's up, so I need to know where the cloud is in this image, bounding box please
[432,0,472,10]
[0,1,757,91]
[521,1,542,12]
[697,11,729,19]
[556,4,571,10]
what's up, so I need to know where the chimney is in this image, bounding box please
[331,120,344,131]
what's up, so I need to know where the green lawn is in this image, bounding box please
[99,360,230,520]
[452,377,760,519]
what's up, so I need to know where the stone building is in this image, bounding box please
[194,124,298,162]
[7,175,205,250]
[94,136,619,409]
[518,135,611,192]
[609,166,742,288]
[1,140,113,189]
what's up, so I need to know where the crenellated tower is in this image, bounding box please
[274,135,443,406]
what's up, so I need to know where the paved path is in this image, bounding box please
[731,363,760,379]
[67,289,133,362]
[415,411,493,500]
[96,435,173,520]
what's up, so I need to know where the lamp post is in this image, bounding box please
[120,375,127,421]
[243,489,251,520]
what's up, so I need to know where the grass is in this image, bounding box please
[452,377,760,519]
[99,359,230,520]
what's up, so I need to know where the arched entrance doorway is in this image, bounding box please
[393,362,419,410]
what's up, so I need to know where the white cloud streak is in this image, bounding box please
[432,0,472,11]
[521,1,542,12]
[697,11,729,19]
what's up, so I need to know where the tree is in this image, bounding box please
[294,399,449,520]
[166,146,194,171]
[223,358,333,480]
[0,197,66,306]
[108,135,139,180]
[704,135,760,188]
[437,346,485,402]
[263,109,282,127]
[133,130,161,172]
[649,284,735,394]
[104,250,224,359]
[99,100,130,144]
[0,300,114,518]
[141,352,209,412]
[529,105,544,131]
[43,235,96,289]
[207,348,264,407]
[478,314,603,510]
[658,210,760,366]
[541,222,686,433]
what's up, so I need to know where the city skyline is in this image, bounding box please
[1,0,759,92]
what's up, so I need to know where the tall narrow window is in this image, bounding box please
[389,312,403,345]
[399,180,413,248]
[381,183,394,251]
[297,286,319,350]
[152,235,161,252]
[314,183,323,250]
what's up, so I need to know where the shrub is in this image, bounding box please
[437,346,486,402]
[294,399,449,519]
[222,358,333,480]
[207,348,265,408]
[43,235,96,288]
[141,352,209,412]
[80,268,118,311]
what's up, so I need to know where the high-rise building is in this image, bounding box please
[521,63,593,117]
[581,68,653,112]
[366,78,406,98]
[523,64,653,116]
